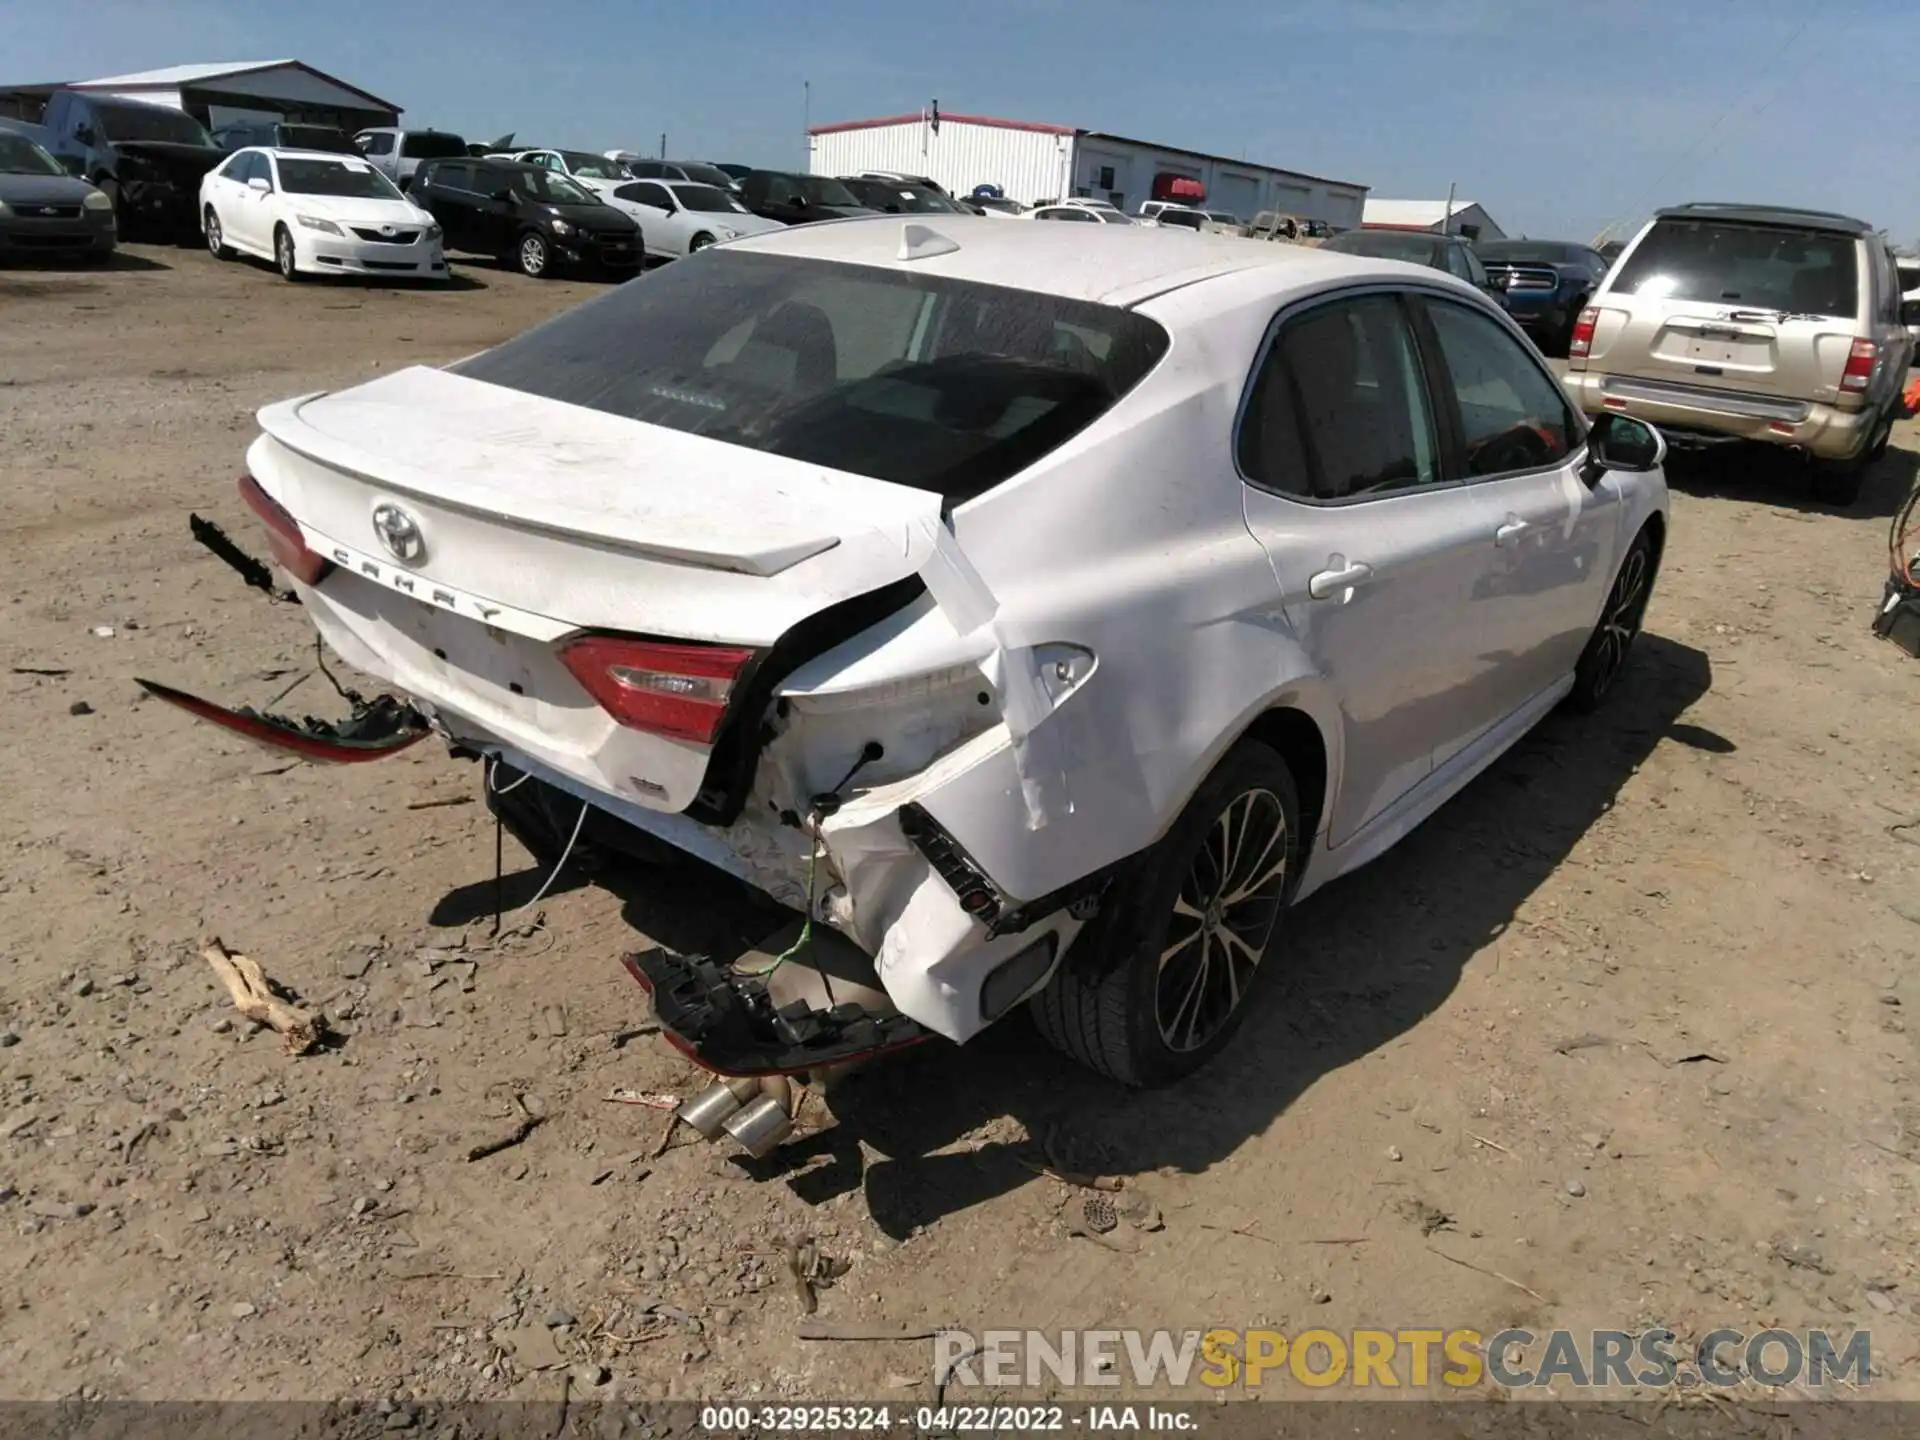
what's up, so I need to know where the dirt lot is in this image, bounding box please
[2,242,1919,1411]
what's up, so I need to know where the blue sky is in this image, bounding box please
[13,0,1915,244]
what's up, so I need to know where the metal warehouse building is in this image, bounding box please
[809,110,1367,228]
[0,60,400,134]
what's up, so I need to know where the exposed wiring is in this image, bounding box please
[734,838,821,981]
[485,754,534,796]
[499,798,589,922]
[1891,476,1920,588]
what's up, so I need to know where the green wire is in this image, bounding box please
[735,840,819,980]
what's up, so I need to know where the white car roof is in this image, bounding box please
[253,147,377,162]
[720,214,1410,309]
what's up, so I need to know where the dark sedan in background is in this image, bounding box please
[1320,228,1503,305]
[0,128,116,263]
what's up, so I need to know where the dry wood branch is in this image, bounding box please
[202,938,319,1054]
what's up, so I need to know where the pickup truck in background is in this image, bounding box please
[41,90,226,241]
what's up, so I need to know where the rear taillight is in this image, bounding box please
[559,635,755,745]
[1841,339,1877,392]
[1569,307,1598,359]
[237,474,331,586]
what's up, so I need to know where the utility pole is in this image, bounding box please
[803,79,811,161]
[1442,180,1456,236]
[658,132,666,159]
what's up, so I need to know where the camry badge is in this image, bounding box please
[371,502,425,564]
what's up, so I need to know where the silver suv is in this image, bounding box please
[1564,202,1917,505]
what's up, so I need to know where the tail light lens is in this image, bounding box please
[559,635,755,745]
[1841,339,1877,392]
[238,474,332,586]
[1569,307,1598,359]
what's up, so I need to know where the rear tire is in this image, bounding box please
[1030,741,1300,1087]
[1567,529,1657,712]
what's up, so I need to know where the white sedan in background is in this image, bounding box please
[200,148,446,282]
[600,178,782,260]
[501,148,635,201]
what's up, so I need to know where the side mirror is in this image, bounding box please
[1581,413,1665,483]
[1901,299,1920,327]
[61,155,85,178]
[247,176,270,194]
[74,125,95,146]
[492,188,514,203]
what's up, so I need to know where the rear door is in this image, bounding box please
[1237,290,1502,846]
[1589,216,1865,407]
[1414,294,1619,750]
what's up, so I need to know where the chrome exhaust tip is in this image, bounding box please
[675,1076,762,1140]
[721,1093,796,1159]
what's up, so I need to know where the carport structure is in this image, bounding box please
[2,60,401,134]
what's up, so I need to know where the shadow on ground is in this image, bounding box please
[1664,437,1916,522]
[786,635,1711,1235]
[427,633,1717,1237]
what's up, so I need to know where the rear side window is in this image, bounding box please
[1610,219,1860,318]
[452,251,1169,503]
[1238,295,1438,501]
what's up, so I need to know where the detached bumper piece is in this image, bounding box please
[135,678,431,763]
[622,947,927,1077]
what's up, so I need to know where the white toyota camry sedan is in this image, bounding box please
[199,147,447,282]
[146,218,1668,1113]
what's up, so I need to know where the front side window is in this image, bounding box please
[358,132,396,156]
[218,151,250,180]
[1239,295,1438,501]
[451,251,1170,504]
[1422,299,1576,478]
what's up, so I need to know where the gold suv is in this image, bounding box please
[1564,202,1916,505]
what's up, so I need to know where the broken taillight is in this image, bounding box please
[559,635,756,745]
[238,474,332,586]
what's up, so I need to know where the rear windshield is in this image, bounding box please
[401,132,468,159]
[282,126,354,154]
[1610,219,1860,317]
[1324,231,1441,264]
[92,102,214,147]
[452,250,1170,503]
[1478,241,1584,264]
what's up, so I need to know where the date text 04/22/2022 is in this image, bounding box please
[697,1405,1198,1432]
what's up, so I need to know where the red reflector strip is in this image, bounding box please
[559,635,756,745]
[238,474,331,586]
[1769,420,1796,435]
[1603,396,1628,410]
[135,678,430,764]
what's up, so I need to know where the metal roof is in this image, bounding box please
[71,59,401,114]
[1362,198,1488,229]
[807,112,1367,191]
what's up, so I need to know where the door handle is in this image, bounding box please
[1307,557,1373,601]
[1494,516,1530,547]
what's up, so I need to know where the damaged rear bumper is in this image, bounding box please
[622,946,930,1077]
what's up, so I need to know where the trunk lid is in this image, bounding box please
[252,363,943,646]
[247,365,944,815]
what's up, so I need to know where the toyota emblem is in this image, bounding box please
[371,503,424,564]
